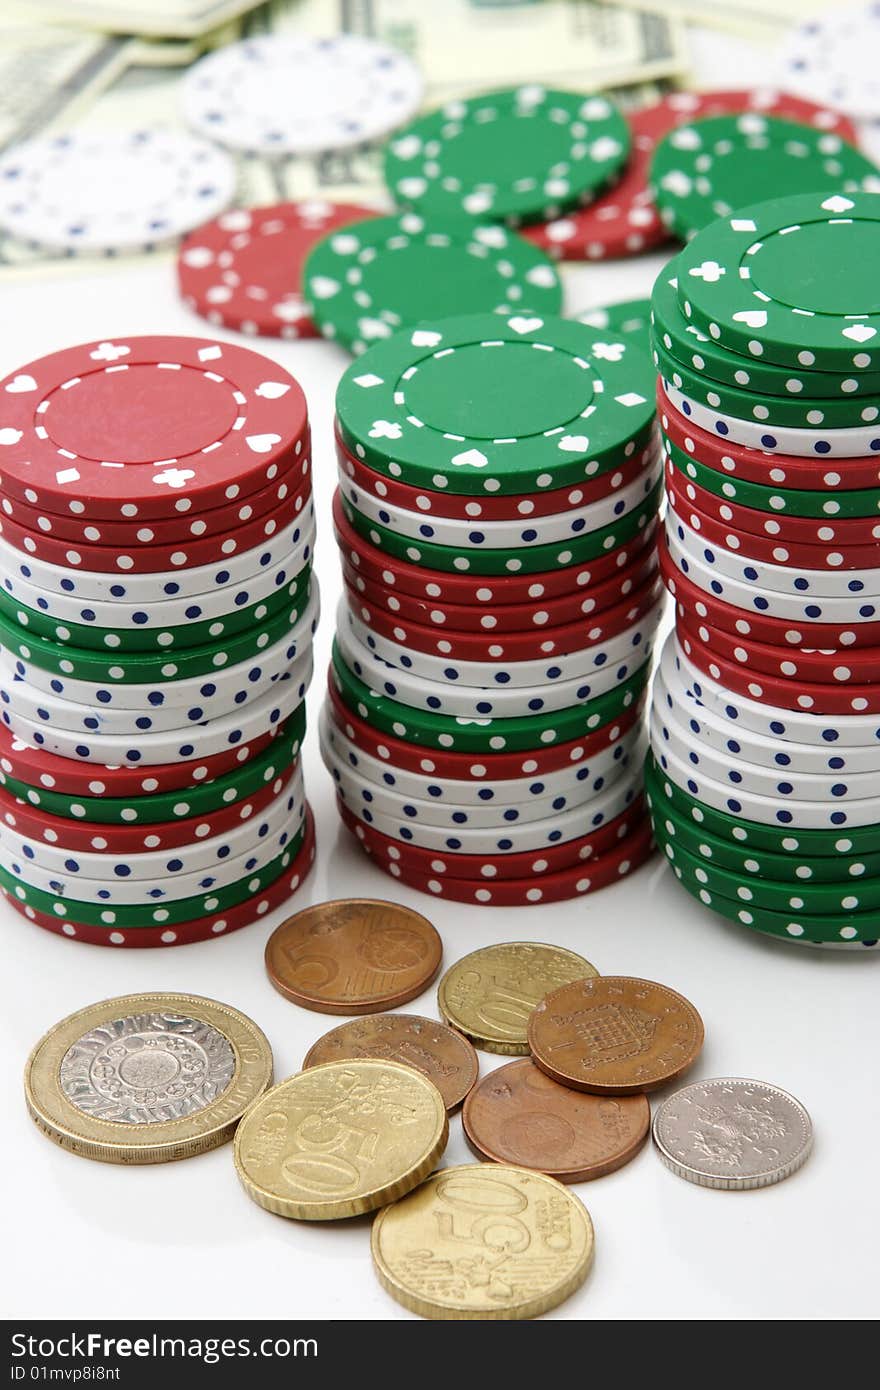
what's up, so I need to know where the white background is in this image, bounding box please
[1,26,878,1322]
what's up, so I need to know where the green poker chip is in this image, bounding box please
[648,784,880,884]
[332,642,650,753]
[654,823,878,946]
[336,312,655,497]
[578,297,651,349]
[653,335,880,430]
[341,482,660,576]
[305,213,562,355]
[650,114,880,242]
[663,436,880,518]
[0,575,313,684]
[0,574,302,655]
[383,86,630,226]
[645,755,880,856]
[0,829,305,928]
[676,190,880,372]
[651,259,880,399]
[0,708,306,825]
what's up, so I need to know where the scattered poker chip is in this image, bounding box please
[178,201,378,339]
[335,313,655,496]
[676,191,880,372]
[347,809,653,906]
[326,673,645,781]
[305,213,562,354]
[650,113,879,242]
[652,259,880,400]
[0,130,236,256]
[523,89,858,261]
[337,794,647,882]
[384,87,630,226]
[779,5,880,121]
[182,34,423,157]
[2,808,316,949]
[0,336,308,523]
[577,298,651,344]
[661,378,880,459]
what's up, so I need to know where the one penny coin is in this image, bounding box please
[528,976,704,1095]
[302,1014,478,1112]
[266,898,442,1014]
[462,1057,650,1182]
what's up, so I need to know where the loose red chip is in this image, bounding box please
[178,201,378,339]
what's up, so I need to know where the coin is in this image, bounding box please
[371,1163,594,1319]
[437,942,597,1055]
[302,1014,478,1113]
[462,1058,650,1182]
[233,1058,448,1220]
[24,993,273,1164]
[653,1077,813,1190]
[265,898,443,1014]
[528,976,704,1095]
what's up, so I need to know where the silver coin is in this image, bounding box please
[652,1077,812,1190]
[59,1011,235,1125]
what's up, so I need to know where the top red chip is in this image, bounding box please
[522,88,859,262]
[178,200,378,339]
[0,336,308,522]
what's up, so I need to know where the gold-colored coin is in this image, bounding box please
[438,942,598,1054]
[24,993,273,1165]
[233,1058,448,1221]
[371,1163,594,1320]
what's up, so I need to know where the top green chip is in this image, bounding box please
[651,114,880,242]
[335,311,656,496]
[304,212,562,354]
[383,85,630,226]
[676,190,880,372]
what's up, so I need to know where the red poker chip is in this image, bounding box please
[333,491,658,606]
[343,572,664,663]
[659,534,880,650]
[0,761,297,854]
[674,604,880,684]
[665,455,880,547]
[336,425,657,520]
[337,794,648,882]
[178,202,378,339]
[0,450,312,548]
[666,467,880,572]
[326,673,645,779]
[3,806,316,948]
[341,800,653,903]
[0,715,286,798]
[0,478,312,574]
[522,90,856,262]
[660,389,880,492]
[677,621,880,714]
[0,336,309,522]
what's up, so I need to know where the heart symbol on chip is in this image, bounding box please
[732,310,768,328]
[255,382,291,400]
[181,246,214,269]
[411,330,442,347]
[0,428,23,446]
[558,435,589,452]
[451,448,488,468]
[245,433,282,453]
[4,376,36,395]
[508,316,543,335]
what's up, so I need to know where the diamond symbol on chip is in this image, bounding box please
[353,373,383,389]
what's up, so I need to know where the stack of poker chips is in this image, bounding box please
[0,335,318,948]
[647,190,880,950]
[320,311,663,906]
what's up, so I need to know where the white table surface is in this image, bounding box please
[1,25,878,1324]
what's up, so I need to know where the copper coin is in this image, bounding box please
[462,1058,650,1182]
[528,976,704,1095]
[265,898,443,1015]
[302,1014,478,1112]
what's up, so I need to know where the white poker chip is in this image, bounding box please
[779,5,880,121]
[181,34,423,157]
[0,130,236,256]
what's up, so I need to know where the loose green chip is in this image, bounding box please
[384,86,630,225]
[305,213,562,354]
[578,297,651,349]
